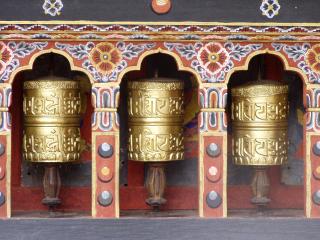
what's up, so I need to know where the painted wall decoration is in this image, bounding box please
[0,42,48,82]
[260,0,281,19]
[43,0,64,16]
[56,42,156,82]
[0,21,320,218]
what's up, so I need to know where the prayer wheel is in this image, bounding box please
[22,76,82,208]
[231,80,289,207]
[127,78,184,208]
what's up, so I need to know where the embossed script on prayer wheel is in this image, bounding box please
[231,81,289,166]
[23,77,82,163]
[127,79,184,162]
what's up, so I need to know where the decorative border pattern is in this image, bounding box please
[92,112,119,131]
[199,86,228,109]
[92,86,120,108]
[3,23,320,41]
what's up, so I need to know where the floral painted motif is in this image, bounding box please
[165,42,262,83]
[56,42,155,82]
[271,43,320,83]
[197,43,230,75]
[0,42,13,75]
[305,44,320,73]
[89,43,122,75]
[43,0,63,16]
[0,42,48,83]
[260,0,280,19]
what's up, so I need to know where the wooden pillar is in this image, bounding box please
[199,86,227,217]
[92,85,120,218]
[306,87,320,218]
[0,85,12,218]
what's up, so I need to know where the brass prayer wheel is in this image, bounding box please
[127,78,185,208]
[22,77,82,163]
[127,78,184,162]
[231,80,289,166]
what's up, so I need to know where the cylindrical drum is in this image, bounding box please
[23,77,82,163]
[127,78,184,162]
[231,80,289,166]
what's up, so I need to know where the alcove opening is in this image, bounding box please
[10,53,93,217]
[226,54,305,217]
[119,53,199,216]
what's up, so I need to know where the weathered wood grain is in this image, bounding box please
[0,218,319,240]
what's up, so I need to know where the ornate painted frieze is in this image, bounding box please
[199,86,228,109]
[272,43,320,83]
[2,23,320,42]
[91,86,120,109]
[91,86,120,132]
[165,42,262,83]
[92,112,119,132]
[0,42,48,82]
[56,42,156,82]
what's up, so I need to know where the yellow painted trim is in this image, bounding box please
[3,132,11,218]
[201,108,225,112]
[201,83,227,88]
[8,49,95,85]
[306,132,312,218]
[115,131,120,218]
[92,82,120,88]
[306,84,320,89]
[307,108,320,112]
[225,49,309,85]
[92,132,97,217]
[0,83,11,88]
[222,132,227,217]
[3,38,320,44]
[199,132,204,217]
[8,40,320,45]
[92,131,120,218]
[0,108,8,112]
[2,21,320,27]
[95,108,117,112]
[4,30,320,37]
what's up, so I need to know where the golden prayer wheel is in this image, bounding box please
[231,80,289,208]
[231,80,289,166]
[22,77,82,163]
[127,78,184,208]
[127,79,184,162]
[22,76,83,208]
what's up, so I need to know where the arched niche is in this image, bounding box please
[10,53,93,216]
[226,54,305,216]
[118,53,200,215]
